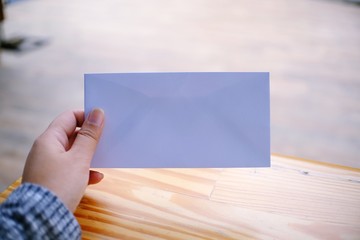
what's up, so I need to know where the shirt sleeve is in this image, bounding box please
[0,183,81,240]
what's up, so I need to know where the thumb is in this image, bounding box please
[71,108,105,162]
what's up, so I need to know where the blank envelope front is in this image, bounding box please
[85,72,270,168]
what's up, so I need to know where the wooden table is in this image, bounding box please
[1,154,360,239]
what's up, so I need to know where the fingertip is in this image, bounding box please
[86,108,105,127]
[88,170,104,185]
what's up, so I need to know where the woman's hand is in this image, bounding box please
[22,108,105,212]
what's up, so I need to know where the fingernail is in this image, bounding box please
[87,108,104,127]
[98,172,104,180]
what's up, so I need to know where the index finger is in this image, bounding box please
[44,110,85,150]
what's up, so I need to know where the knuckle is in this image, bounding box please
[77,128,98,142]
[32,135,46,148]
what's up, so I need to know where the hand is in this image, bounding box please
[22,108,105,212]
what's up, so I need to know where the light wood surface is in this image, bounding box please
[1,0,360,192]
[1,155,359,239]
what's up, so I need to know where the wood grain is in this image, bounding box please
[211,155,360,226]
[1,155,360,239]
[2,0,360,193]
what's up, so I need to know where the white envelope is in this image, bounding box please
[85,72,270,168]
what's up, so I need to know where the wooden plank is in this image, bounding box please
[0,178,21,202]
[92,168,222,198]
[1,156,360,239]
[211,155,360,226]
[75,178,360,239]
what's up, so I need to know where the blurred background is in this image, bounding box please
[0,0,359,191]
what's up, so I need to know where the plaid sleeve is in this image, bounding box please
[0,183,81,240]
